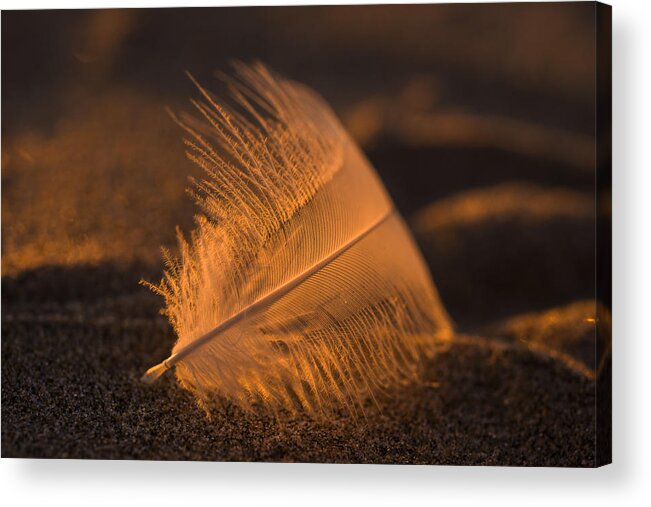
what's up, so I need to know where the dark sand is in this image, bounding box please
[1,188,602,464]
[2,5,607,465]
[2,280,596,465]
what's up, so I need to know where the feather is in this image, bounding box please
[142,63,453,418]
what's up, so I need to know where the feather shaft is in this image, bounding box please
[142,208,394,383]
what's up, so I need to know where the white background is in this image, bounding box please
[1,0,649,505]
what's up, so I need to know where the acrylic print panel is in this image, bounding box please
[1,2,611,466]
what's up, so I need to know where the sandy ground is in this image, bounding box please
[1,188,604,464]
[2,284,596,465]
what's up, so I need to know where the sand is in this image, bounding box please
[2,230,603,465]
[2,278,596,465]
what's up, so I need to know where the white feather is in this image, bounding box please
[143,63,452,418]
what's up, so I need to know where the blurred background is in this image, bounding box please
[2,4,598,328]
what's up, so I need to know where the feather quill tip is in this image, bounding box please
[141,361,170,384]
